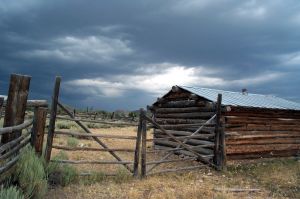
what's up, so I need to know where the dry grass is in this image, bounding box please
[43,120,300,199]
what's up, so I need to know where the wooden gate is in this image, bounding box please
[45,77,141,176]
[138,94,226,177]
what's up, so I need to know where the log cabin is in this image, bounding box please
[149,86,300,161]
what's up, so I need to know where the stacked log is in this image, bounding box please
[151,89,216,162]
[225,107,300,159]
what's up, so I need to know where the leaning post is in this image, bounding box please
[45,76,61,162]
[133,109,143,177]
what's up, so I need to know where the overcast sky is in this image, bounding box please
[0,0,300,110]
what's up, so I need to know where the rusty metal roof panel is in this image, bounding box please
[179,86,300,110]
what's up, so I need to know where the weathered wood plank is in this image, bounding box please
[2,74,31,144]
[45,76,61,162]
[55,130,137,140]
[32,107,47,156]
[52,145,135,152]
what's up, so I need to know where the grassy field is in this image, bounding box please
[44,122,300,199]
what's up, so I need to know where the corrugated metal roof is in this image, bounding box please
[179,86,300,110]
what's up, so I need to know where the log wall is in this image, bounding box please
[151,89,216,162]
[224,107,300,159]
[151,88,300,161]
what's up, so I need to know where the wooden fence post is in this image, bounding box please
[133,109,143,177]
[141,109,147,178]
[45,76,61,162]
[0,97,3,121]
[31,107,47,156]
[1,74,31,144]
[213,94,222,170]
[219,122,226,170]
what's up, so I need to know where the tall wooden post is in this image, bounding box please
[45,76,61,162]
[0,97,4,121]
[219,121,226,170]
[1,74,31,144]
[213,94,222,170]
[32,107,47,156]
[141,109,147,178]
[133,109,143,177]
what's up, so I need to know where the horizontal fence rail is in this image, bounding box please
[0,119,33,135]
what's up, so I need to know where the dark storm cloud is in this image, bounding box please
[0,0,300,110]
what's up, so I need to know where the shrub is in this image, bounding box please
[47,152,78,186]
[56,122,72,129]
[82,171,106,185]
[16,146,47,199]
[67,137,79,147]
[113,168,132,184]
[0,186,24,199]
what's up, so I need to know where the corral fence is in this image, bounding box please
[0,74,225,180]
[0,74,48,180]
[45,77,142,177]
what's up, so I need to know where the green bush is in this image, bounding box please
[56,122,72,129]
[113,168,132,184]
[16,146,47,199]
[47,152,78,186]
[82,171,106,185]
[67,137,79,147]
[0,186,24,199]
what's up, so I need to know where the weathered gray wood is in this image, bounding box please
[154,107,216,113]
[0,97,4,121]
[156,112,215,119]
[157,100,210,108]
[155,118,207,124]
[148,114,216,173]
[0,155,19,175]
[141,109,147,178]
[147,134,215,141]
[45,76,61,162]
[55,130,137,140]
[219,124,226,170]
[57,101,133,173]
[0,131,31,153]
[0,137,30,160]
[2,100,48,108]
[213,94,222,169]
[55,116,137,126]
[144,116,211,164]
[153,140,214,154]
[0,119,33,135]
[133,109,143,177]
[51,159,133,165]
[32,107,47,156]
[2,74,31,144]
[52,145,135,152]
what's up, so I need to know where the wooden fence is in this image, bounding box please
[0,74,48,179]
[137,94,225,177]
[0,74,225,180]
[45,77,141,176]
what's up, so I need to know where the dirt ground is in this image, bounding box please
[45,126,300,199]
